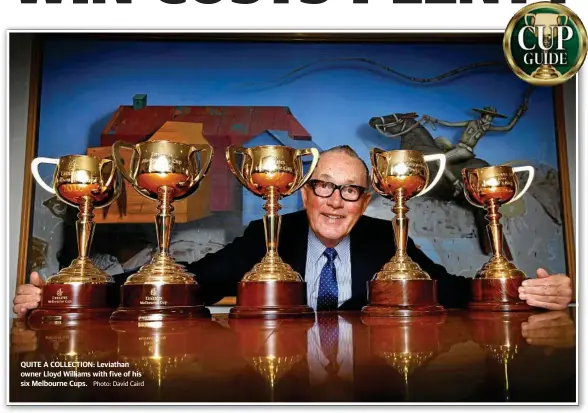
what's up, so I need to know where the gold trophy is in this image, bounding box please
[226,145,319,319]
[362,149,446,317]
[29,154,121,325]
[525,12,569,80]
[110,140,213,322]
[462,164,535,311]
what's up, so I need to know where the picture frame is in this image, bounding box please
[14,32,576,301]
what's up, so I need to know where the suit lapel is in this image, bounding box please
[279,210,309,281]
[349,222,372,306]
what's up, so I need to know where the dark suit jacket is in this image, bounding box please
[134,210,470,310]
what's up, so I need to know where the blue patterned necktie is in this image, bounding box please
[317,248,338,311]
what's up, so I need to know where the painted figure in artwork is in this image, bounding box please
[368,110,514,260]
[422,103,528,197]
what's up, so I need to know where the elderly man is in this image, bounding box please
[13,145,572,314]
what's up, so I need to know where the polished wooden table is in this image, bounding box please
[9,309,576,403]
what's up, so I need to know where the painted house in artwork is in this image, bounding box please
[241,130,322,226]
[91,96,315,223]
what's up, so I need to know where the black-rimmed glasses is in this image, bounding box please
[307,179,367,202]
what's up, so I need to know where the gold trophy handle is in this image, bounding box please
[287,148,320,195]
[370,147,386,185]
[189,144,214,185]
[524,13,535,26]
[98,158,117,193]
[112,140,140,184]
[225,145,252,190]
[31,157,58,194]
[507,166,535,204]
[559,15,569,26]
[461,168,485,208]
[370,169,388,197]
[416,153,446,197]
[463,187,483,208]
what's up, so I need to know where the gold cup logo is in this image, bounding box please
[503,2,587,86]
[370,149,446,281]
[226,145,319,282]
[462,165,534,279]
[112,140,213,284]
[524,12,571,79]
[31,155,122,282]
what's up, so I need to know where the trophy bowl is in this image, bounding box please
[28,154,122,326]
[462,164,536,312]
[109,140,213,322]
[226,144,319,319]
[362,149,447,318]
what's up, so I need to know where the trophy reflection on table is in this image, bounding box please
[468,311,532,401]
[229,317,312,401]
[112,320,206,390]
[362,314,446,401]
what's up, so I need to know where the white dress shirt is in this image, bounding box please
[307,315,354,384]
[304,229,352,310]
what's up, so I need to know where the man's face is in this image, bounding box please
[301,151,372,248]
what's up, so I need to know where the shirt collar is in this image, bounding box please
[307,228,350,265]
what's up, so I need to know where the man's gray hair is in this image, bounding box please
[319,145,370,187]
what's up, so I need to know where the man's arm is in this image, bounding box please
[14,221,267,314]
[112,219,267,306]
[406,237,472,308]
[185,219,267,305]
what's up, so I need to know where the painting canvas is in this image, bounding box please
[20,34,574,291]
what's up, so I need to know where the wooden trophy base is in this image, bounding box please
[110,283,210,323]
[362,279,446,317]
[469,276,535,312]
[28,283,115,328]
[229,281,314,320]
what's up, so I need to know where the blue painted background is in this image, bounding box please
[37,39,556,166]
[35,38,559,228]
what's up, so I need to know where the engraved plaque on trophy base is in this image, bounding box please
[110,284,210,322]
[469,276,535,312]
[229,281,314,319]
[362,280,446,317]
[28,284,116,327]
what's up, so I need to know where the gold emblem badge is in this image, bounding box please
[503,2,587,86]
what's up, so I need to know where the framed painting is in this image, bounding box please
[15,32,576,301]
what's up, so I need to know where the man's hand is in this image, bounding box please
[521,311,575,349]
[13,272,44,315]
[518,268,572,310]
[10,320,37,354]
